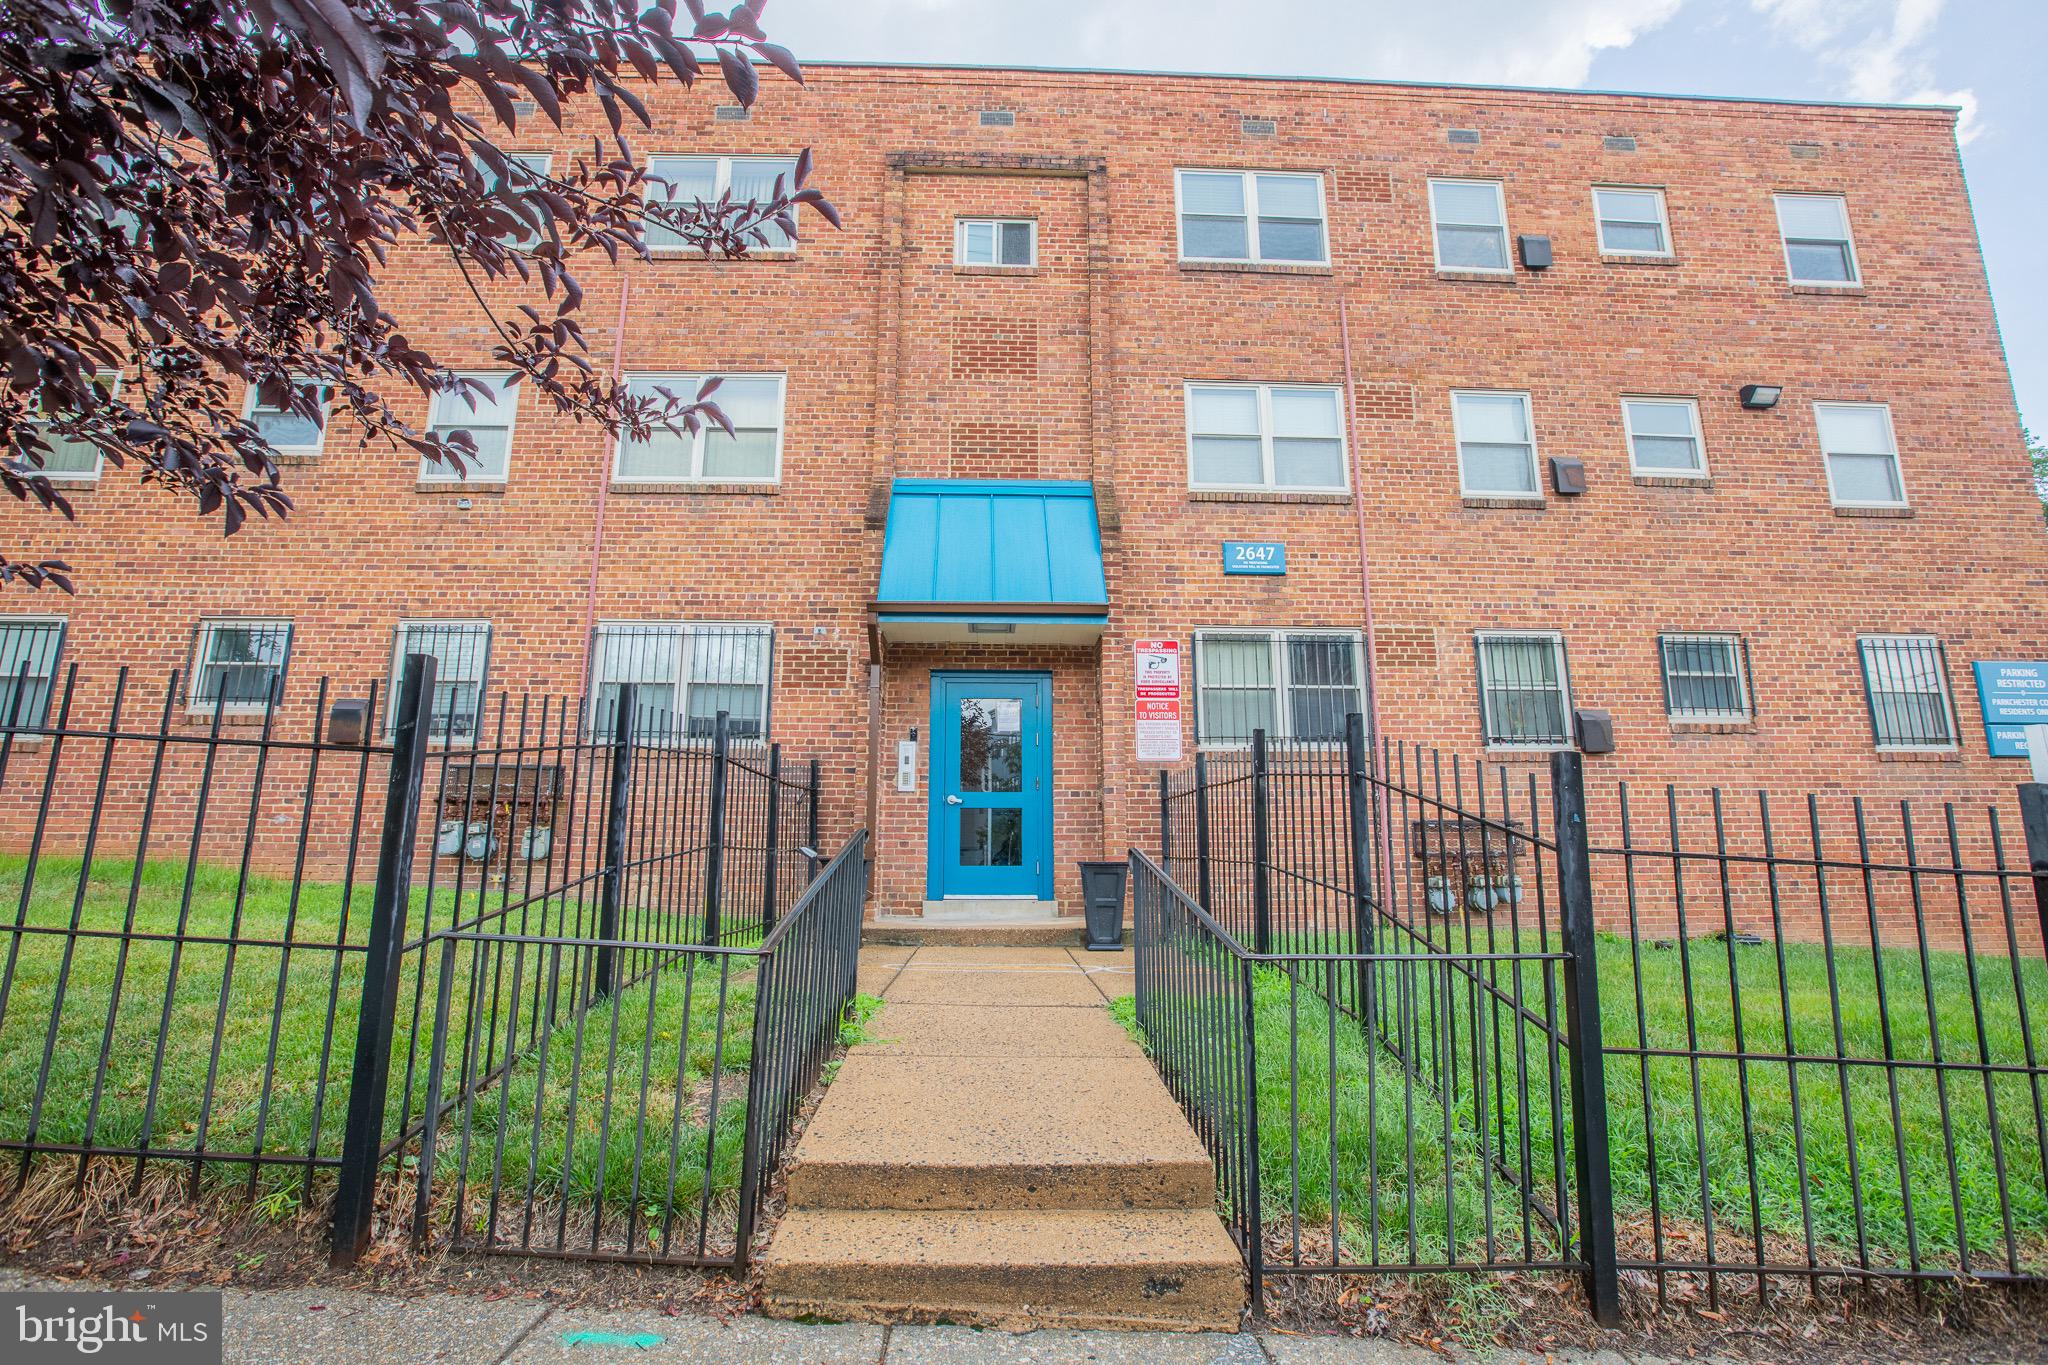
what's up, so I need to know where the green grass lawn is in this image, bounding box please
[1124,928,2048,1276]
[0,853,757,1243]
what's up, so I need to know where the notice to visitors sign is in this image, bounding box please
[1972,660,2048,758]
[1134,638,1183,764]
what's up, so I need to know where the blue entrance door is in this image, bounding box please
[928,672,1052,900]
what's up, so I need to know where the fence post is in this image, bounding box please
[762,742,783,933]
[1251,727,1273,955]
[1238,956,1265,1317]
[1344,712,1376,1018]
[593,681,636,1000]
[702,710,731,945]
[1551,750,1621,1327]
[1158,769,1172,870]
[807,757,822,883]
[329,652,436,1267]
[1194,750,1213,912]
[2019,784,2048,959]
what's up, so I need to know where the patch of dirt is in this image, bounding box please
[1259,1224,2048,1363]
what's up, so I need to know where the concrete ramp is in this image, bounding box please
[760,946,1244,1332]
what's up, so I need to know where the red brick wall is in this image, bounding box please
[1,65,2040,936]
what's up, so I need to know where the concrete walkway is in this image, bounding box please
[0,1265,1648,1364]
[759,944,1243,1330]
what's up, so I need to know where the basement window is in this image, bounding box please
[956,218,1036,267]
[1193,629,1364,747]
[589,621,773,741]
[1475,632,1572,749]
[1858,635,1957,750]
[0,617,66,728]
[390,620,492,741]
[189,619,293,714]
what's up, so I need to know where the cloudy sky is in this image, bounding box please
[765,0,2044,436]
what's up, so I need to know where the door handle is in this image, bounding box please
[945,794,962,805]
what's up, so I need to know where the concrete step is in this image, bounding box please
[786,1055,1215,1211]
[758,1207,1246,1332]
[864,915,1089,947]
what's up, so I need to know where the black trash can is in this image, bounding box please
[1076,860,1128,952]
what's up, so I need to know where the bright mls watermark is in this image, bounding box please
[4,1292,221,1363]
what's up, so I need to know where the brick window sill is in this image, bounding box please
[1670,720,1757,735]
[1482,747,1570,764]
[271,453,323,468]
[954,265,1038,277]
[1436,269,1516,285]
[646,249,799,266]
[1601,253,1682,267]
[183,711,275,729]
[416,480,506,496]
[1179,260,1333,278]
[1789,282,1865,298]
[1188,489,1350,506]
[1876,748,1961,763]
[1633,475,1713,489]
[1463,495,1546,510]
[608,481,780,496]
[1833,505,1913,519]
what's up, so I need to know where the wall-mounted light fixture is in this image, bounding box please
[1739,384,1783,410]
[968,622,1017,634]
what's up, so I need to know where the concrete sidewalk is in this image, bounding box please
[0,1265,1620,1364]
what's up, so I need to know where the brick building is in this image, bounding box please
[3,61,2041,924]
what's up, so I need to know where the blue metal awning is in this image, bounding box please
[875,479,1109,644]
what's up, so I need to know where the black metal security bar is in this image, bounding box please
[1152,713,2048,1317]
[0,661,833,1272]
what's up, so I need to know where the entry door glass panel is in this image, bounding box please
[930,675,1050,899]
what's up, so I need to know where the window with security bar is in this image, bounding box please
[0,618,65,727]
[1475,632,1572,748]
[189,619,293,713]
[390,621,491,741]
[589,622,773,740]
[1858,634,1956,749]
[1659,633,1751,722]
[1193,629,1363,746]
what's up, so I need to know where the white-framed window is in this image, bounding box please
[481,152,552,249]
[1621,397,1707,478]
[1814,401,1906,508]
[1857,634,1957,750]
[1184,382,1347,492]
[0,617,66,727]
[645,155,799,251]
[1429,179,1511,273]
[588,621,773,741]
[1451,390,1540,497]
[1658,633,1751,723]
[390,620,492,741]
[1174,169,1328,265]
[1192,629,1365,747]
[28,373,118,482]
[1774,193,1859,285]
[1475,632,1572,749]
[1592,185,1671,256]
[244,380,329,459]
[189,619,293,714]
[421,372,519,482]
[955,218,1036,267]
[615,373,785,484]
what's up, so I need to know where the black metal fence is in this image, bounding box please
[0,656,854,1273]
[1143,714,2048,1318]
